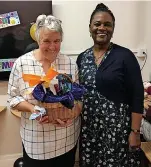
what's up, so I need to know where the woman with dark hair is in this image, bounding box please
[77,3,144,167]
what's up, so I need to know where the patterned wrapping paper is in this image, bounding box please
[33,79,85,109]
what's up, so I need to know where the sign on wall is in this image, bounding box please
[0,58,16,72]
[0,11,20,29]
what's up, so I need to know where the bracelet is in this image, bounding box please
[31,105,39,113]
[131,129,140,133]
[29,106,46,120]
[32,105,44,113]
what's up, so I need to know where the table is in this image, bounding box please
[11,109,21,118]
[141,142,151,162]
[0,106,6,113]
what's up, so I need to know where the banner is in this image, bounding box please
[0,11,20,29]
[0,58,17,72]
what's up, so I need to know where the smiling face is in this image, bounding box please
[38,28,62,60]
[89,11,114,47]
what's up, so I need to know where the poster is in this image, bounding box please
[0,58,16,72]
[0,11,20,29]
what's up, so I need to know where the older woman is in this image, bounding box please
[8,15,80,167]
[77,3,144,167]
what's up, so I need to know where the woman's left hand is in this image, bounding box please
[53,119,73,127]
[36,115,49,124]
[128,131,141,151]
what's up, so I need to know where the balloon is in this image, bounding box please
[30,24,36,41]
[13,157,24,167]
[9,17,16,25]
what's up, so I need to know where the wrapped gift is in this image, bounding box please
[23,68,85,123]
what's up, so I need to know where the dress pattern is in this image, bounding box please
[78,47,141,167]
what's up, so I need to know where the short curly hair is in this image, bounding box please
[35,14,63,43]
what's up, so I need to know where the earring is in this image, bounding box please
[90,34,92,37]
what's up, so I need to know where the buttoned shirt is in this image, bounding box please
[8,51,80,160]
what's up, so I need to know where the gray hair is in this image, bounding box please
[35,14,63,43]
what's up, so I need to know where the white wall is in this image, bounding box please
[52,1,143,51]
[143,1,151,81]
[52,0,151,81]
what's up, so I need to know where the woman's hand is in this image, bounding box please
[36,115,49,124]
[30,106,48,124]
[128,131,141,151]
[53,119,73,127]
[36,116,73,126]
[52,102,83,127]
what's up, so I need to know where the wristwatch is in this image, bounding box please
[131,129,140,133]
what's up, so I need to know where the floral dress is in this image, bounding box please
[78,44,141,167]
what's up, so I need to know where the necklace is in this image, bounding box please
[94,50,107,64]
